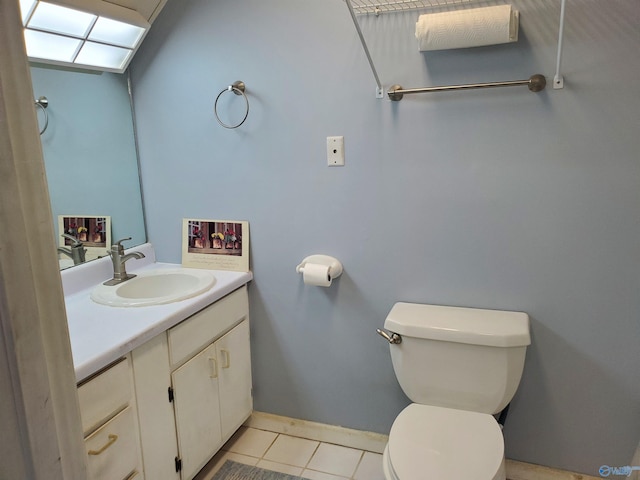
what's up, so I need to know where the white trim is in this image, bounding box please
[245,411,389,454]
[246,412,602,480]
[0,1,86,478]
[506,459,601,480]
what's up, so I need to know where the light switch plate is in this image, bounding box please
[327,136,344,166]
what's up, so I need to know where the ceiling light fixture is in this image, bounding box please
[20,0,149,73]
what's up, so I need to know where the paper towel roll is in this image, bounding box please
[415,5,519,52]
[302,263,332,287]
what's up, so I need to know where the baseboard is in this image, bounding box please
[245,411,602,480]
[245,411,389,453]
[505,459,601,480]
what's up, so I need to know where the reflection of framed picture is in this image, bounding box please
[182,219,249,272]
[58,215,111,262]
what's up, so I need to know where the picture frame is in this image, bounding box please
[182,219,249,272]
[58,215,111,263]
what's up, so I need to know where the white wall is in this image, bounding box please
[130,0,640,475]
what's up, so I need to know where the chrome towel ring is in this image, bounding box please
[35,96,49,135]
[214,81,249,129]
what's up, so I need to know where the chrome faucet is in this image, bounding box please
[103,237,145,286]
[57,233,87,265]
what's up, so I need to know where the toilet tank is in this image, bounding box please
[384,302,530,415]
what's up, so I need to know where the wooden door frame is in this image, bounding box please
[0,1,86,478]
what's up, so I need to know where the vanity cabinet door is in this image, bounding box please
[168,287,248,369]
[133,286,252,480]
[218,319,252,440]
[78,356,144,480]
[171,342,223,480]
[77,358,132,436]
[131,334,180,480]
[85,406,140,480]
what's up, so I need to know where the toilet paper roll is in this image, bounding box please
[302,263,332,287]
[415,5,519,51]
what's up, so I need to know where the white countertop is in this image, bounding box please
[61,243,252,383]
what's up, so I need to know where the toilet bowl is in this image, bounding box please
[383,404,506,480]
[378,302,530,480]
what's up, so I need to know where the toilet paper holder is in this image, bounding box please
[296,255,343,280]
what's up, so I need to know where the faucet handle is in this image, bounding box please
[113,237,132,246]
[111,237,132,251]
[61,233,82,247]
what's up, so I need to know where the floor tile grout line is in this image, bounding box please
[247,426,384,455]
[257,432,320,474]
[302,440,322,471]
[260,431,280,462]
[227,427,375,479]
[350,450,366,480]
[301,443,365,479]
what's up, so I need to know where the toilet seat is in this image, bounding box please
[385,404,505,480]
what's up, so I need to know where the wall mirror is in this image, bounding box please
[30,65,146,270]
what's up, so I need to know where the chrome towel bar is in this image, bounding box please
[345,0,559,99]
[387,74,546,101]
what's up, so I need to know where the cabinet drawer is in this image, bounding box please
[78,357,133,435]
[168,286,248,368]
[85,406,141,480]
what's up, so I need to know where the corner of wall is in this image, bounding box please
[630,441,640,480]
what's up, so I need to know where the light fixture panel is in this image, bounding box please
[89,17,145,49]
[23,0,150,73]
[75,41,132,71]
[19,0,37,25]
[24,29,82,62]
[28,1,96,38]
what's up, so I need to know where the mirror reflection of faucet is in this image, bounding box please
[103,237,146,286]
[57,233,87,265]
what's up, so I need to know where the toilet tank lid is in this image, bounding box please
[384,302,531,347]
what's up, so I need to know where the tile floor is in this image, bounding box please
[194,426,385,480]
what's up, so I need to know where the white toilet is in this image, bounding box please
[378,302,530,480]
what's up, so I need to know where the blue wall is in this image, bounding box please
[130,0,640,475]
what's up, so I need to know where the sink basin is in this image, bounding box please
[91,268,216,307]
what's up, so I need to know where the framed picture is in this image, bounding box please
[182,219,249,272]
[58,215,111,262]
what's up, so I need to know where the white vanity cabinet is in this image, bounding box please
[77,356,144,480]
[171,320,251,479]
[132,286,252,480]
